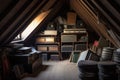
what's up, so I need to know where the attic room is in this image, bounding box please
[0,0,120,80]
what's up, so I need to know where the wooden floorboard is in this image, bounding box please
[21,60,80,80]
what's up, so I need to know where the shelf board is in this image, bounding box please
[61,51,72,52]
[40,51,59,53]
[61,32,87,35]
[61,41,87,43]
[37,34,57,37]
[36,42,59,45]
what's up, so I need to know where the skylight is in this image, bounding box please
[19,10,50,40]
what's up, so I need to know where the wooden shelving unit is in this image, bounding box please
[36,30,62,60]
[61,28,88,58]
[61,28,88,59]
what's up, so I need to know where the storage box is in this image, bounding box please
[50,54,59,61]
[42,54,48,61]
[36,37,55,43]
[48,46,58,51]
[61,35,77,42]
[9,52,40,64]
[67,12,76,25]
[44,30,57,35]
[77,50,100,63]
[61,45,73,52]
[37,46,47,51]
[45,37,55,43]
[36,38,45,43]
[75,44,87,51]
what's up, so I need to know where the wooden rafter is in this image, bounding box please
[70,0,119,47]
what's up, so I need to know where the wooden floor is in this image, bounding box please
[21,60,80,80]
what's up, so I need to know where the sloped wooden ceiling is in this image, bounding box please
[0,0,64,47]
[70,0,120,48]
[24,0,65,46]
[0,0,120,48]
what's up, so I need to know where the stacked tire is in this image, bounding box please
[100,47,114,61]
[78,60,98,80]
[98,61,118,80]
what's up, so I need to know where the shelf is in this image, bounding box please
[37,34,57,37]
[63,28,87,34]
[62,32,87,35]
[61,29,88,59]
[36,30,62,60]
[36,42,59,45]
[61,41,87,43]
[40,51,59,53]
[61,51,73,52]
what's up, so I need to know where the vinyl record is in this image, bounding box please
[100,47,115,61]
[113,51,120,63]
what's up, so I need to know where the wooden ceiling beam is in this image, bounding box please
[114,0,120,6]
[0,0,28,33]
[70,0,101,36]
[0,0,40,45]
[41,0,57,12]
[91,0,120,34]
[0,0,49,46]
[1,0,43,46]
[100,0,120,22]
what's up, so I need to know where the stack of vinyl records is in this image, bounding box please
[100,47,114,61]
[98,61,118,80]
[113,49,120,64]
[118,68,120,80]
[113,49,120,79]
[78,60,98,80]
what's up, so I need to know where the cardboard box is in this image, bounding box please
[44,30,57,35]
[48,46,58,51]
[50,54,59,61]
[37,46,47,51]
[67,12,76,25]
